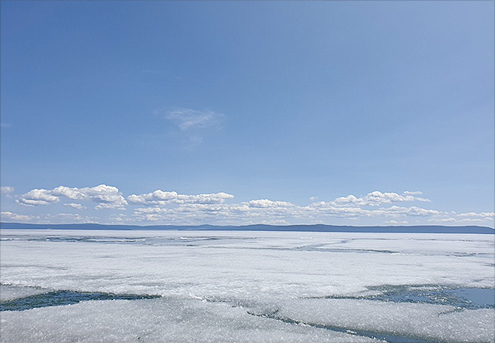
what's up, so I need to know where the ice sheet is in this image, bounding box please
[0,285,49,302]
[271,298,494,343]
[1,230,494,342]
[1,230,493,298]
[0,298,379,343]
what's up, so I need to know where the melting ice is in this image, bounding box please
[1,229,494,342]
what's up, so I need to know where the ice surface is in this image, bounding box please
[0,298,379,343]
[0,285,49,302]
[272,298,494,343]
[1,229,494,342]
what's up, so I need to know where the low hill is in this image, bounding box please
[1,222,493,234]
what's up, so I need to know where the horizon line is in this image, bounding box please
[1,222,493,233]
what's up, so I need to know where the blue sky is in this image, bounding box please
[1,1,493,227]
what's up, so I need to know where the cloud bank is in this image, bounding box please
[127,190,234,206]
[5,186,493,227]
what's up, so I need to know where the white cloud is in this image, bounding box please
[143,214,163,222]
[158,108,224,131]
[1,211,37,222]
[95,203,127,210]
[325,191,430,207]
[403,191,423,195]
[364,191,430,205]
[52,185,127,206]
[307,200,441,219]
[17,185,127,209]
[134,207,167,214]
[153,107,225,146]
[44,213,96,224]
[64,203,86,210]
[1,186,14,194]
[17,189,60,206]
[10,186,493,227]
[247,199,294,208]
[458,212,495,219]
[127,190,234,206]
[429,218,457,223]
[132,201,297,225]
[386,220,409,225]
[425,211,495,225]
[386,206,440,217]
[260,219,290,225]
[54,213,84,220]
[129,196,443,225]
[331,194,360,205]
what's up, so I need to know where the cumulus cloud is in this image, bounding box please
[458,212,495,219]
[135,195,443,225]
[52,213,84,221]
[246,199,294,208]
[141,214,163,222]
[1,186,14,194]
[17,185,127,209]
[9,186,493,227]
[127,190,234,206]
[44,213,96,224]
[386,206,440,217]
[64,203,86,210]
[51,185,127,205]
[386,220,409,225]
[17,189,60,206]
[330,191,430,207]
[132,199,298,224]
[131,196,440,225]
[1,211,37,222]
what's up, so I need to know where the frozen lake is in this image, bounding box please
[1,229,494,342]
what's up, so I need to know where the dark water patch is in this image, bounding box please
[445,288,495,308]
[367,285,495,309]
[313,285,495,309]
[0,290,161,311]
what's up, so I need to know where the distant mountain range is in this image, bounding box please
[1,222,493,234]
